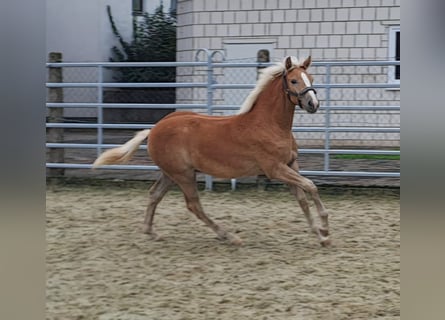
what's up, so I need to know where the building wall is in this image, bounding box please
[46,0,133,63]
[176,0,400,146]
[46,0,172,62]
[177,0,400,61]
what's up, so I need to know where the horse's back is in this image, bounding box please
[150,111,239,154]
[153,111,238,136]
[161,110,231,122]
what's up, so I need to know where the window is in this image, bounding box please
[132,0,143,15]
[388,26,400,83]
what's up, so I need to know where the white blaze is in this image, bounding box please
[301,72,318,103]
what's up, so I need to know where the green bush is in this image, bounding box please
[106,4,176,83]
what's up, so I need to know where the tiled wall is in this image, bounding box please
[175,0,400,146]
[177,0,400,61]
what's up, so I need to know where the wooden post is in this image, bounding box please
[47,52,65,176]
[256,49,270,79]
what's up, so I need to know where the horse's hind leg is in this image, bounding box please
[142,172,174,239]
[174,173,242,245]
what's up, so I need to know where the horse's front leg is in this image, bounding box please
[265,162,331,246]
[288,160,329,238]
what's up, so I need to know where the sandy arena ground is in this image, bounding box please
[46,181,399,320]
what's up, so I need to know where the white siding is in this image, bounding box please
[177,0,400,62]
[176,0,400,147]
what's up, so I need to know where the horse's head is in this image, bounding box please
[282,56,319,113]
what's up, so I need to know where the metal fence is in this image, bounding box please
[46,49,400,189]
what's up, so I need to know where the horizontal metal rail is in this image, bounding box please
[46,143,399,157]
[210,105,400,111]
[46,60,398,69]
[46,143,148,149]
[46,103,207,109]
[47,163,159,170]
[211,60,400,68]
[292,127,400,133]
[299,149,399,155]
[46,61,209,68]
[47,81,399,91]
[211,83,400,89]
[46,163,399,178]
[47,103,400,112]
[46,123,153,129]
[47,82,207,88]
[46,123,399,133]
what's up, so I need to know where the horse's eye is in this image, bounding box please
[291,79,298,84]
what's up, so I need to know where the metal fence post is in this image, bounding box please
[47,52,65,176]
[97,65,104,156]
[204,50,214,190]
[324,64,332,172]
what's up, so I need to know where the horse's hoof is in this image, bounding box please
[227,234,243,246]
[141,225,163,240]
[230,238,243,246]
[319,228,329,237]
[152,234,164,241]
[147,233,164,241]
[141,224,151,234]
[320,238,331,247]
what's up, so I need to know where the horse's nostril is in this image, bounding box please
[308,100,314,109]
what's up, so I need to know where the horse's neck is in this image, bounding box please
[249,78,296,131]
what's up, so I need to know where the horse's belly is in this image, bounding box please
[192,149,263,178]
[196,162,263,179]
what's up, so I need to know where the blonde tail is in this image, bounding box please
[92,129,150,168]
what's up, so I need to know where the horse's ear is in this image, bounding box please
[302,56,312,70]
[285,56,293,70]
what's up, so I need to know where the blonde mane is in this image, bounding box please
[237,56,306,115]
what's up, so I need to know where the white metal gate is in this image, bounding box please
[46,49,400,189]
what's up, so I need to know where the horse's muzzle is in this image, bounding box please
[303,100,319,113]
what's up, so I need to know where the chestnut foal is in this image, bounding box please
[93,56,330,246]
